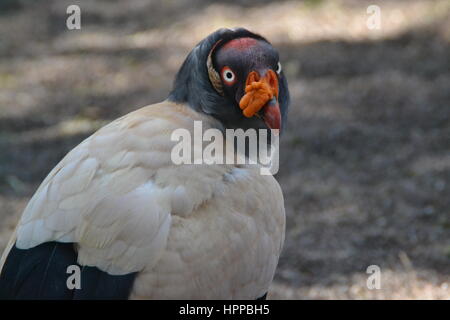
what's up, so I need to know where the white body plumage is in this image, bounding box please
[0,101,285,299]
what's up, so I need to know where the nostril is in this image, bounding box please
[267,70,279,96]
[269,76,275,87]
[246,71,260,85]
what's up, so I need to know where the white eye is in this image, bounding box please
[276,62,282,74]
[221,67,236,84]
[224,70,234,81]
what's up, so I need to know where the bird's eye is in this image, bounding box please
[276,62,282,74]
[221,66,236,85]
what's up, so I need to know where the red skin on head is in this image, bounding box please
[221,37,259,51]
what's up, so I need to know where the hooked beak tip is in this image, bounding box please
[262,97,281,131]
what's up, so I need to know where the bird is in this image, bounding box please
[0,27,290,299]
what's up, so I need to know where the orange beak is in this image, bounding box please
[239,70,281,130]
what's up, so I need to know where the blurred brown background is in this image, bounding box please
[0,0,449,299]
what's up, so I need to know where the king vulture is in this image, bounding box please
[0,28,290,299]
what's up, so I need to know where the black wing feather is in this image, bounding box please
[0,242,137,300]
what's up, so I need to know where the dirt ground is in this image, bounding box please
[0,0,449,299]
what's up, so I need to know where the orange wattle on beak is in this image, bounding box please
[239,70,281,130]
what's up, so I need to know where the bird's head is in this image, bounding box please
[168,28,290,133]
